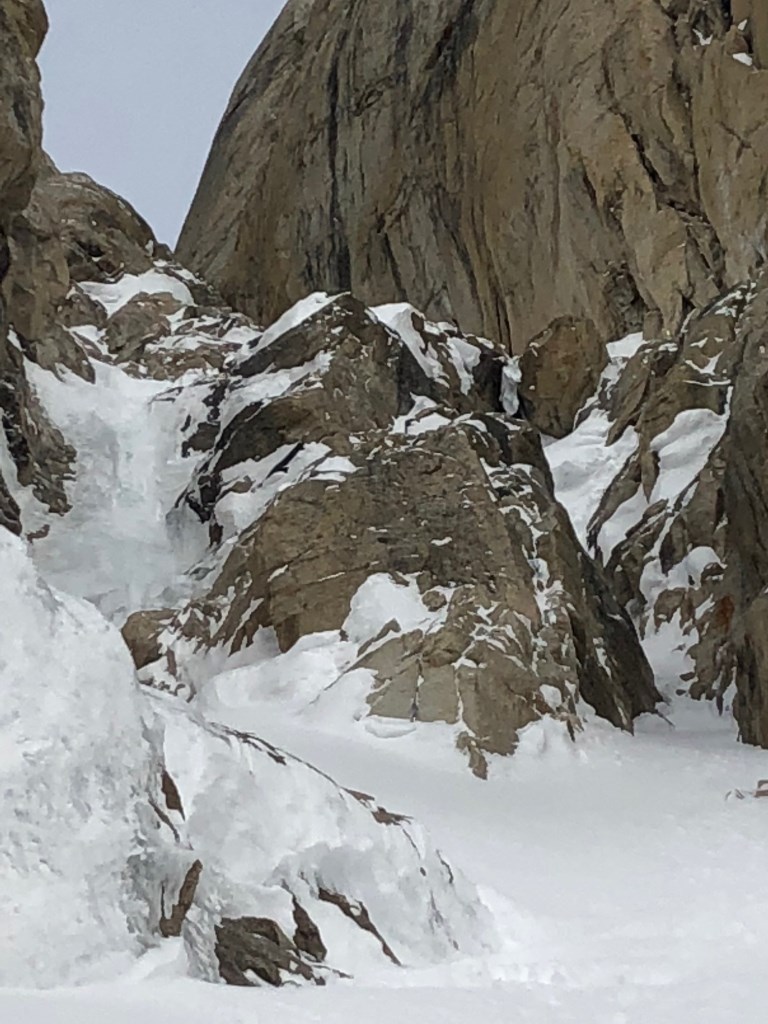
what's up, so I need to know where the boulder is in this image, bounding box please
[519,317,607,437]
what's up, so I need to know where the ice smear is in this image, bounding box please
[27,359,208,619]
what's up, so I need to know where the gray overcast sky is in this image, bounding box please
[39,1,286,246]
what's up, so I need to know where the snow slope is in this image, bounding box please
[3,699,768,1021]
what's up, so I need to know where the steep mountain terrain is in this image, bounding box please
[178,0,768,754]
[3,0,768,1020]
[179,0,768,353]
[0,3,492,989]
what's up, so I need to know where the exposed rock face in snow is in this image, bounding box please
[179,0,768,351]
[722,273,768,745]
[0,0,46,216]
[4,155,165,378]
[150,694,493,984]
[544,271,768,750]
[1,251,495,988]
[117,292,658,775]
[518,317,607,438]
[0,522,492,987]
[0,0,50,536]
[0,9,494,989]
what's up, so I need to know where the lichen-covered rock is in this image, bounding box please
[179,0,767,352]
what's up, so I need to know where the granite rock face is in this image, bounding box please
[176,0,768,756]
[179,0,768,353]
[0,0,46,217]
[122,293,659,776]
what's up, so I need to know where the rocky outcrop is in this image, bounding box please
[518,317,607,437]
[179,0,768,353]
[141,696,490,985]
[0,0,49,535]
[121,293,658,775]
[581,299,736,699]
[721,273,768,745]
[544,268,768,749]
[0,4,496,987]
[4,157,171,378]
[0,0,46,216]
[0,149,215,537]
[214,915,327,987]
[1,518,492,986]
[16,0,768,991]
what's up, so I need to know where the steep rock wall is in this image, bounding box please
[0,0,49,534]
[178,0,768,352]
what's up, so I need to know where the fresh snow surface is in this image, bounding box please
[649,408,727,504]
[7,695,768,1021]
[81,270,194,316]
[545,333,645,548]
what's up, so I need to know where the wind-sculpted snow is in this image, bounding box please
[152,694,495,981]
[0,529,154,986]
